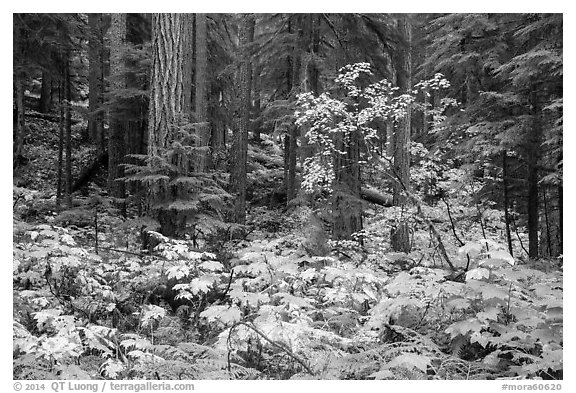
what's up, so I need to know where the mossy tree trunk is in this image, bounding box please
[195,13,209,172]
[109,13,127,200]
[88,13,105,151]
[391,15,412,253]
[230,14,255,224]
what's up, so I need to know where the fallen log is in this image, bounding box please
[72,152,108,192]
[361,186,393,207]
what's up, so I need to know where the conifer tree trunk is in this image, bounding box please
[148,13,189,236]
[332,129,363,240]
[391,15,412,252]
[13,72,26,169]
[195,13,209,172]
[558,184,563,254]
[230,13,254,224]
[384,53,396,159]
[502,150,514,257]
[57,81,64,205]
[299,14,321,174]
[64,51,73,207]
[148,13,185,156]
[13,21,26,170]
[526,89,541,259]
[109,13,127,199]
[309,14,321,95]
[88,13,105,151]
[252,62,263,143]
[285,15,301,203]
[124,13,151,194]
[182,13,194,115]
[330,17,363,241]
[39,70,53,113]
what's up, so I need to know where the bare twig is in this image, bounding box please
[378,155,456,272]
[229,321,315,376]
[442,197,464,247]
[442,197,471,270]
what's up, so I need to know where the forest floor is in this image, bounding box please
[13,115,563,380]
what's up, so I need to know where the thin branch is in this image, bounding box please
[442,196,471,271]
[229,321,315,376]
[378,154,457,272]
[442,197,464,247]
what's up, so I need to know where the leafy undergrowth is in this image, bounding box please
[13,195,563,380]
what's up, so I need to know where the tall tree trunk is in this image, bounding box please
[286,15,301,203]
[88,13,105,151]
[109,13,127,200]
[527,89,541,259]
[64,52,73,207]
[13,72,26,170]
[39,70,53,113]
[386,121,395,158]
[541,186,552,257]
[391,15,412,252]
[332,128,363,240]
[211,89,227,170]
[283,17,293,201]
[502,150,514,257]
[330,17,363,241]
[230,14,254,224]
[148,13,189,236]
[195,13,209,172]
[252,63,263,143]
[148,13,185,156]
[125,13,150,195]
[57,81,64,205]
[309,14,321,95]
[13,20,26,170]
[182,14,194,115]
[299,14,321,171]
[384,52,396,158]
[558,184,563,254]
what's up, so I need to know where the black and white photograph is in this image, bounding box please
[11,9,564,386]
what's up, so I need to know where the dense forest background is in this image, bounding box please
[13,13,563,381]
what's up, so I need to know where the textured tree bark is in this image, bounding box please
[230,13,254,224]
[108,13,127,200]
[148,13,189,236]
[393,15,412,206]
[182,13,194,115]
[195,13,209,172]
[13,21,26,170]
[148,13,185,156]
[391,15,412,253]
[13,73,26,170]
[88,13,105,151]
